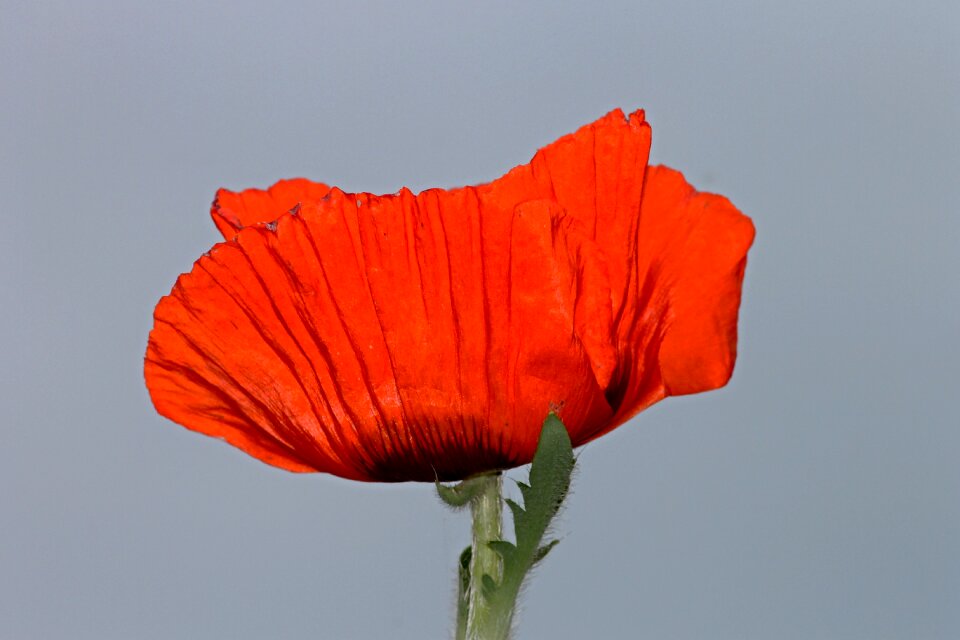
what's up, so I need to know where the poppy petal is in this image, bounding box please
[482,108,652,326]
[605,165,755,429]
[211,178,332,239]
[146,186,616,481]
[147,108,754,480]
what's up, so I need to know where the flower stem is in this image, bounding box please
[466,472,509,639]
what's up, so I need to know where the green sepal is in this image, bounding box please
[436,474,490,508]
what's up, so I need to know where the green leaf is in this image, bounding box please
[504,497,525,524]
[488,413,575,611]
[487,539,517,563]
[455,546,472,640]
[481,573,499,599]
[533,539,560,564]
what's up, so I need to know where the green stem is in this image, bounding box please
[466,472,511,640]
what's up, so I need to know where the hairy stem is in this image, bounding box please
[466,472,509,639]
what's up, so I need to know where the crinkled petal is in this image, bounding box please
[211,178,332,239]
[148,108,754,479]
[602,165,755,432]
[481,111,753,435]
[482,109,651,326]
[146,186,616,481]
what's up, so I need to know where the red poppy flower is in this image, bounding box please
[145,109,754,482]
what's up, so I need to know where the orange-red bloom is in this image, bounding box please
[145,109,754,482]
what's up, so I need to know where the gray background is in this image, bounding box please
[2,1,958,638]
